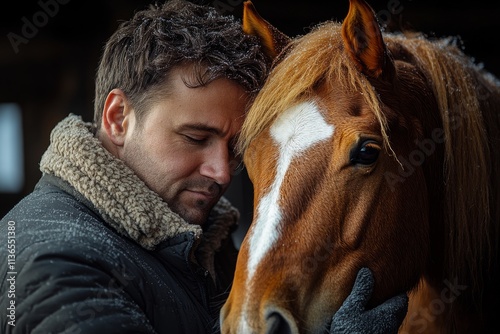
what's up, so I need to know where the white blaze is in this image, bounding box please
[246,101,335,278]
[237,101,334,333]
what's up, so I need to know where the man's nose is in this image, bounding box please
[199,146,232,186]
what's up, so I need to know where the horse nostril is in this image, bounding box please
[265,311,295,334]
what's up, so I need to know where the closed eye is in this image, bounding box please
[183,134,208,145]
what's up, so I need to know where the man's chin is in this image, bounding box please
[169,192,220,225]
[172,204,211,226]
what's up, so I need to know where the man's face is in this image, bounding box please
[120,67,248,225]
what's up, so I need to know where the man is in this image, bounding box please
[0,1,407,333]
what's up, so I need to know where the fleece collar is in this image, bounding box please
[39,114,239,263]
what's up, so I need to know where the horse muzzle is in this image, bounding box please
[265,308,299,334]
[220,305,300,334]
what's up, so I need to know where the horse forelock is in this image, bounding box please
[238,21,391,156]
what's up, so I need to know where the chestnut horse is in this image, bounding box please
[220,0,500,333]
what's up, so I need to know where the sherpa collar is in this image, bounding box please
[39,114,239,260]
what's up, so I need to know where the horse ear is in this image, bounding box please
[341,0,394,79]
[242,0,291,61]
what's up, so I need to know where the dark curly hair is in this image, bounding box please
[93,0,268,128]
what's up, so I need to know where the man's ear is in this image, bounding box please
[100,88,133,147]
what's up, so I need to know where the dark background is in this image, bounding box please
[1,0,499,243]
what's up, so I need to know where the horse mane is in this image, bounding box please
[389,33,500,308]
[239,20,499,310]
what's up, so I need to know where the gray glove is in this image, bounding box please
[330,267,408,334]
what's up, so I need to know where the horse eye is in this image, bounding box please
[350,140,380,165]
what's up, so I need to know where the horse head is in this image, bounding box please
[221,1,500,333]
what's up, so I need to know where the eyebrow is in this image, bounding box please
[177,123,225,137]
[177,123,241,149]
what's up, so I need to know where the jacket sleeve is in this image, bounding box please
[2,250,157,334]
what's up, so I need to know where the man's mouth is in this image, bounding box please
[181,182,223,209]
[188,189,217,199]
[185,186,221,204]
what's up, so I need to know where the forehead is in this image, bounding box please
[146,67,248,132]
